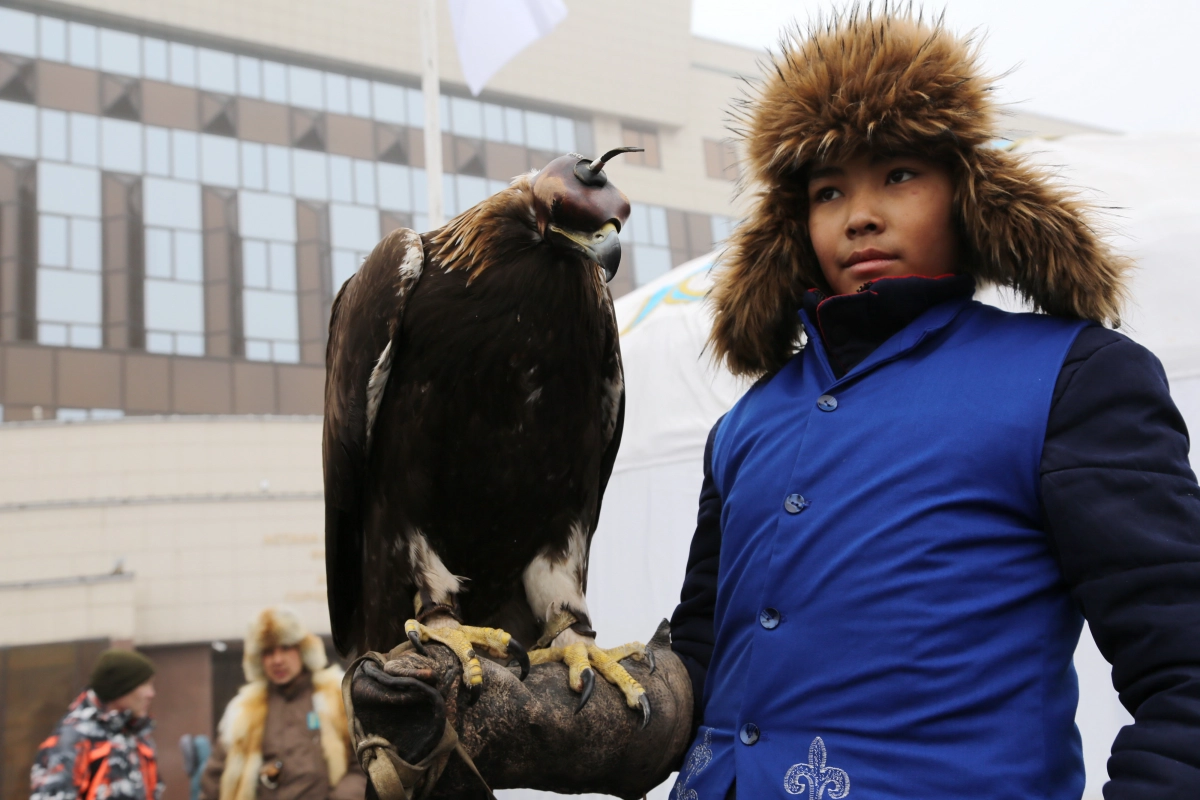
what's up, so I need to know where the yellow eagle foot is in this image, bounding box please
[404,619,530,703]
[528,641,654,727]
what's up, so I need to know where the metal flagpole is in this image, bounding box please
[419,0,444,229]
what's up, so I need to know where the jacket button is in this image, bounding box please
[817,394,838,411]
[759,608,780,629]
[784,493,809,514]
[739,723,760,745]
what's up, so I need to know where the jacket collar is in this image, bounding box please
[800,274,977,381]
[77,690,154,735]
[271,668,313,701]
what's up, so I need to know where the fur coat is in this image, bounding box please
[210,667,350,800]
[200,608,359,800]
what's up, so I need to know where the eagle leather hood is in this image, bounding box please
[710,6,1130,377]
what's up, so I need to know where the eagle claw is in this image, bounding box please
[575,668,596,714]
[407,628,430,657]
[529,639,652,724]
[637,693,651,729]
[507,637,531,681]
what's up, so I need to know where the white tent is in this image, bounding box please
[502,133,1200,800]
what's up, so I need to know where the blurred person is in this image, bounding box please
[200,608,364,800]
[30,649,162,800]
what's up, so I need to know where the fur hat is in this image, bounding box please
[710,4,1130,377]
[242,606,328,683]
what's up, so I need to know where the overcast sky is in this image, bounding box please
[691,0,1199,135]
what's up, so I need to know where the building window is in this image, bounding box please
[330,202,380,291]
[0,5,606,366]
[144,226,204,354]
[0,99,36,158]
[626,202,672,286]
[703,138,739,181]
[242,237,299,361]
[57,407,124,421]
[143,177,204,354]
[620,125,661,169]
[711,215,734,245]
[36,162,102,347]
[377,163,415,216]
[239,191,299,362]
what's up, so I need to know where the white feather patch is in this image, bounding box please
[397,237,423,286]
[522,522,590,625]
[408,529,462,604]
[364,340,392,449]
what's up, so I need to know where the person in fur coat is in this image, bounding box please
[668,7,1200,800]
[200,608,365,800]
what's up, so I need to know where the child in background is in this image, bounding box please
[669,9,1200,800]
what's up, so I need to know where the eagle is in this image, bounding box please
[323,148,651,724]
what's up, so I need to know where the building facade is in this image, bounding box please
[0,0,1101,424]
[0,0,758,423]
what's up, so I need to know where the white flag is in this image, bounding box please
[447,0,568,96]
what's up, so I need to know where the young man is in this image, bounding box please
[669,10,1200,800]
[31,649,162,800]
[200,608,364,800]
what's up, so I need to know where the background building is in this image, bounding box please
[0,1,1110,798]
[0,0,1098,423]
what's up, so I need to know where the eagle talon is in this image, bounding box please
[637,693,651,729]
[576,668,596,714]
[406,626,429,657]
[507,637,531,681]
[466,680,481,705]
[643,647,656,674]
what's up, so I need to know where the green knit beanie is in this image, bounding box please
[90,649,156,703]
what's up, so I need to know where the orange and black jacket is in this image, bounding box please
[30,691,161,800]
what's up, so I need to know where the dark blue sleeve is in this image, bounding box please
[670,419,724,729]
[1041,326,1200,799]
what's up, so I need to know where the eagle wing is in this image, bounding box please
[323,228,424,656]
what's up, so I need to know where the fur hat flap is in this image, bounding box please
[712,5,1128,377]
[242,606,329,682]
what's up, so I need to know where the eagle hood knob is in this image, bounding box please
[531,148,641,282]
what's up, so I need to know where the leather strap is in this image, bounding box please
[341,652,495,800]
[533,609,595,650]
[414,591,462,624]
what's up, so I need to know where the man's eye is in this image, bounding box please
[813,186,841,202]
[887,168,917,184]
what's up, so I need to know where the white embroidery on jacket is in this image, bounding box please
[670,728,713,800]
[783,736,850,799]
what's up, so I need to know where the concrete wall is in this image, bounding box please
[0,416,328,646]
[0,575,134,646]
